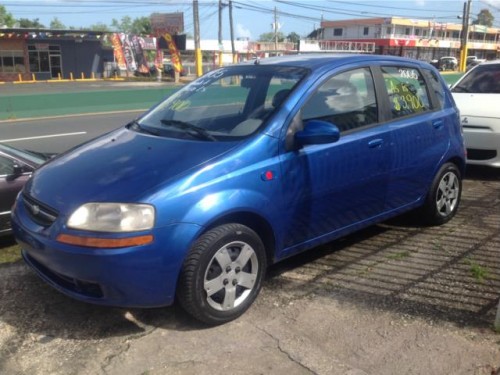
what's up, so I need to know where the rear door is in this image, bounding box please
[377,64,449,210]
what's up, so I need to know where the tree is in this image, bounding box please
[111,16,133,33]
[258,31,285,42]
[286,32,300,44]
[89,23,110,32]
[111,16,151,35]
[0,5,15,27]
[472,9,494,27]
[18,18,45,28]
[130,17,151,35]
[50,17,66,29]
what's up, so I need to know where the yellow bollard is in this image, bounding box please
[58,73,61,80]
[81,72,84,80]
[70,72,74,81]
[32,73,35,81]
[18,73,22,82]
[92,72,95,79]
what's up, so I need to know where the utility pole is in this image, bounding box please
[229,0,236,63]
[459,0,472,72]
[218,0,223,67]
[193,0,203,77]
[274,6,278,56]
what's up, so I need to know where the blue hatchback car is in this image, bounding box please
[12,55,465,324]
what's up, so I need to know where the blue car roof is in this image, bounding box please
[240,54,430,70]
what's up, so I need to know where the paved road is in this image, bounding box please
[0,111,144,154]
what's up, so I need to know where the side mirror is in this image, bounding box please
[295,120,340,146]
[6,164,24,181]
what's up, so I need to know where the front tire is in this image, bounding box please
[421,162,462,225]
[177,223,267,325]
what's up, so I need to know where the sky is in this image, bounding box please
[3,0,500,40]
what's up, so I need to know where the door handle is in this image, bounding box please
[432,120,444,129]
[368,139,383,148]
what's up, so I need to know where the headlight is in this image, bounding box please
[67,203,155,232]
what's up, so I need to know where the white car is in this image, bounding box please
[451,60,500,167]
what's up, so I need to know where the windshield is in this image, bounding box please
[136,65,308,141]
[452,64,500,94]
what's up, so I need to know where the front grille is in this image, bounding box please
[24,252,103,298]
[22,193,58,226]
[467,148,497,161]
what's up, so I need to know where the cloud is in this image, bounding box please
[236,23,252,39]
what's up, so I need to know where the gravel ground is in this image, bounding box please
[0,165,499,375]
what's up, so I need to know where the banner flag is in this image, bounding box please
[163,33,183,73]
[111,33,127,70]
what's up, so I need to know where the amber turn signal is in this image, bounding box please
[56,234,154,248]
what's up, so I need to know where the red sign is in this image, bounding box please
[390,39,416,47]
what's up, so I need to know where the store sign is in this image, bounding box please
[151,13,184,34]
[141,37,157,51]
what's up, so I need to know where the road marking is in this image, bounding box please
[0,109,146,124]
[1,132,87,142]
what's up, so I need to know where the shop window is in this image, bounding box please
[0,51,25,73]
[333,28,343,36]
[363,27,369,36]
[28,45,60,73]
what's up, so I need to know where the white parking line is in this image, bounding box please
[1,132,87,142]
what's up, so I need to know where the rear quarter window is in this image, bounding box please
[381,66,432,119]
[422,68,445,109]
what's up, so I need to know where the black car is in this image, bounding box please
[0,144,52,236]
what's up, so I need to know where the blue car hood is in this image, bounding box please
[25,127,238,212]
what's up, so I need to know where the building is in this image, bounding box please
[0,28,112,82]
[307,17,500,61]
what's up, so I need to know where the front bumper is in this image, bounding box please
[12,196,201,308]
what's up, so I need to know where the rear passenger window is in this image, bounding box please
[302,67,378,132]
[381,66,431,119]
[423,69,445,109]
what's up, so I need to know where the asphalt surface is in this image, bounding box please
[0,111,144,154]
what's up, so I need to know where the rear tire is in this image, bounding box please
[177,223,267,325]
[420,162,462,225]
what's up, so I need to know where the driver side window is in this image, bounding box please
[301,68,378,132]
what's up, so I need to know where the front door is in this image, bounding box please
[279,67,390,251]
[50,54,62,79]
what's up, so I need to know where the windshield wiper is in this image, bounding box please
[160,119,216,141]
[128,120,160,136]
